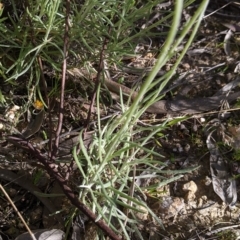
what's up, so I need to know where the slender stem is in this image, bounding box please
[53,0,70,158]
[0,184,37,240]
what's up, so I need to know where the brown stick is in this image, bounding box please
[6,136,121,240]
[0,169,62,224]
[53,0,70,158]
[0,184,37,240]
[84,28,111,129]
[104,78,240,114]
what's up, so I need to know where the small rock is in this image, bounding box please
[15,229,65,240]
[204,176,212,186]
[135,205,149,221]
[152,196,185,219]
[183,180,198,201]
[183,180,197,193]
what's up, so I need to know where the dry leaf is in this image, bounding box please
[22,110,45,138]
[205,130,237,207]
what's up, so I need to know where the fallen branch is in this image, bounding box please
[104,78,240,114]
[6,136,121,240]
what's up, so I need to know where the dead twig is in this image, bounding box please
[0,184,37,240]
[0,169,62,223]
[52,0,70,158]
[84,28,111,129]
[7,136,121,240]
